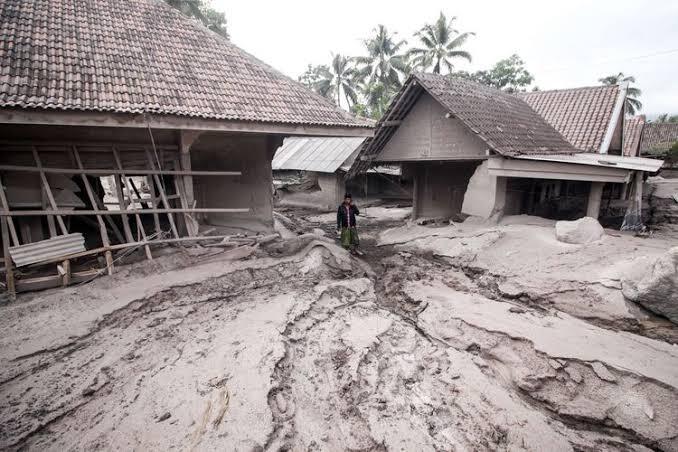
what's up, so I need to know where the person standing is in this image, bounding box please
[336,193,360,254]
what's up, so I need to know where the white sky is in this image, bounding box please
[214,0,678,115]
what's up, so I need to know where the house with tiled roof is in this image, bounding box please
[519,85,626,154]
[623,116,646,157]
[351,73,661,224]
[0,0,371,291]
[640,122,678,156]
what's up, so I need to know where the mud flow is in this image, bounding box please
[1,207,677,451]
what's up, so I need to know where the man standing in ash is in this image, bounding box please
[336,193,361,254]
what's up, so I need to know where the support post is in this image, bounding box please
[179,130,200,234]
[72,146,115,274]
[2,216,15,300]
[112,147,153,260]
[145,148,180,239]
[587,182,604,219]
[0,175,19,246]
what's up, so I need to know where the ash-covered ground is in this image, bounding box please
[1,205,677,451]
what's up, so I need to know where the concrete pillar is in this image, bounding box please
[587,182,604,219]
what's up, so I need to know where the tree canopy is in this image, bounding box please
[455,54,534,93]
[165,0,229,39]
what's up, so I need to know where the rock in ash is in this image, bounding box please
[555,217,604,244]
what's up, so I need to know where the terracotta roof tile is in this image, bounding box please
[0,0,369,128]
[640,122,678,154]
[415,74,576,157]
[519,85,620,152]
[623,115,645,157]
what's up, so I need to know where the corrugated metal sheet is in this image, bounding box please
[9,233,86,267]
[272,137,366,173]
[515,153,664,172]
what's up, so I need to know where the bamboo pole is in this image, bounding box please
[0,208,250,216]
[1,216,16,300]
[31,147,68,235]
[0,164,240,176]
[72,146,115,274]
[0,175,19,246]
[145,149,179,239]
[112,147,152,261]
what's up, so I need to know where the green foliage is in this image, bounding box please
[655,113,678,123]
[165,0,228,39]
[355,25,409,92]
[599,72,642,115]
[669,142,678,165]
[407,12,474,75]
[453,54,534,92]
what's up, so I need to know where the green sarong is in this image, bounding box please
[340,227,359,249]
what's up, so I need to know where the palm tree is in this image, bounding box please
[356,25,409,91]
[408,12,474,74]
[314,54,359,109]
[599,73,642,115]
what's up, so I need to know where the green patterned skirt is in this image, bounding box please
[340,227,359,249]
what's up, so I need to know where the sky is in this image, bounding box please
[214,0,678,115]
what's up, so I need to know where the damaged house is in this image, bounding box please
[272,136,406,209]
[350,74,662,224]
[0,0,370,295]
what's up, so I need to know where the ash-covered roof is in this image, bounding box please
[272,137,365,173]
[350,73,576,176]
[519,85,622,153]
[640,122,678,155]
[623,116,645,157]
[0,0,369,129]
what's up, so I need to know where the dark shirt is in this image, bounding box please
[337,204,359,229]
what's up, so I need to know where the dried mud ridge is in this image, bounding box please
[1,239,677,450]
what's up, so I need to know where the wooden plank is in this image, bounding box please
[0,174,19,246]
[0,164,241,176]
[0,208,250,216]
[72,146,115,274]
[113,173,135,243]
[146,175,162,235]
[145,149,179,239]
[112,147,152,261]
[32,147,68,235]
[173,159,198,236]
[1,216,16,300]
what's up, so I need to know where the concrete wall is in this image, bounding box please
[409,161,481,219]
[275,171,344,210]
[191,133,280,233]
[462,161,503,218]
[377,93,488,162]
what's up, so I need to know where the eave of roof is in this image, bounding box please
[0,0,370,130]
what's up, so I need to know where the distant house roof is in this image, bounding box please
[519,85,623,153]
[0,0,369,130]
[350,73,576,176]
[640,122,678,155]
[272,137,366,173]
[623,116,645,157]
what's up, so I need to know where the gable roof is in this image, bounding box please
[623,116,645,157]
[272,137,365,173]
[0,0,369,129]
[640,122,678,155]
[519,85,623,153]
[349,73,576,176]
